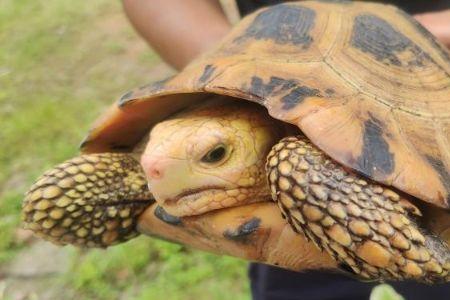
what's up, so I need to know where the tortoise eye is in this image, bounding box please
[201,144,227,164]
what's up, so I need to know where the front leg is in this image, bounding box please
[266,136,449,283]
[22,153,153,247]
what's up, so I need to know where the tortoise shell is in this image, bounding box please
[81,1,450,209]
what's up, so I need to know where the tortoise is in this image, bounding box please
[22,1,450,283]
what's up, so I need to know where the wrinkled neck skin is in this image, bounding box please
[137,202,337,271]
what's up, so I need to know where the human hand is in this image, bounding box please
[415,9,450,49]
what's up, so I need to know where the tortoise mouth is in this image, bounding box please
[158,185,257,217]
[164,186,226,205]
[158,185,269,217]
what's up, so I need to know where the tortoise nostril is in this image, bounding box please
[148,167,163,179]
[141,156,165,180]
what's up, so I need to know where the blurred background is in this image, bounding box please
[0,1,249,299]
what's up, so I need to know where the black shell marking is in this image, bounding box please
[235,4,315,48]
[198,65,217,83]
[249,76,297,100]
[246,76,322,109]
[118,90,135,107]
[119,76,174,108]
[281,86,321,110]
[351,14,431,67]
[356,114,394,177]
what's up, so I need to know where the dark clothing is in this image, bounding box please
[236,0,450,299]
[236,0,450,15]
[249,264,450,300]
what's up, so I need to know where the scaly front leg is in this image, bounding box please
[266,136,449,283]
[23,153,153,247]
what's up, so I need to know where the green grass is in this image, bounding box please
[370,284,404,300]
[0,0,249,299]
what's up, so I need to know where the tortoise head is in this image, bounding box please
[140,98,287,216]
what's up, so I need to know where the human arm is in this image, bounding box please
[415,9,450,48]
[122,0,232,70]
